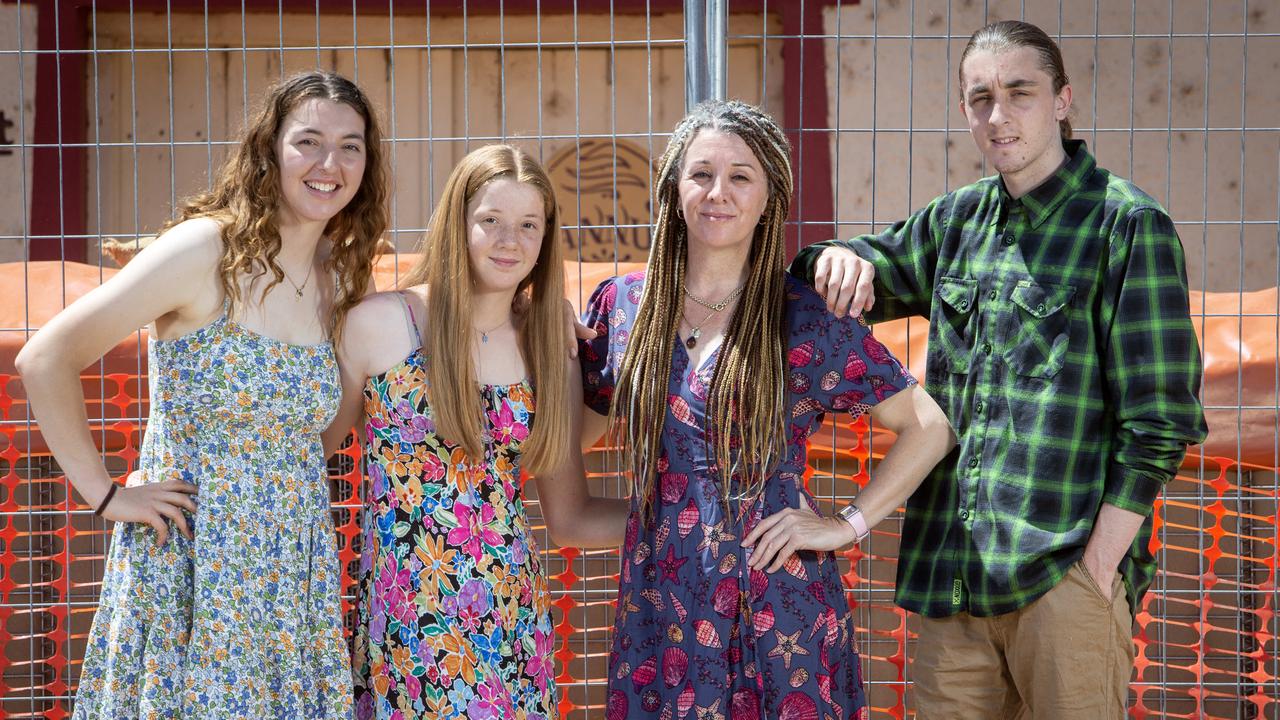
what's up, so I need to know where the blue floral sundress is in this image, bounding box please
[73,309,352,719]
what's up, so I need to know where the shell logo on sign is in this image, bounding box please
[547,137,657,262]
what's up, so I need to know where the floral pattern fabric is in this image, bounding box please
[580,273,917,720]
[353,345,555,720]
[74,313,351,719]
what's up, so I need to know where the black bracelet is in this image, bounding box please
[94,483,119,517]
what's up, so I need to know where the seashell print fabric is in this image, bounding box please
[580,273,916,720]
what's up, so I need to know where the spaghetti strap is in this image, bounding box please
[398,292,423,349]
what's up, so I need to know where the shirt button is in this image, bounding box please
[1036,303,1046,313]
[959,509,970,520]
[982,342,992,354]
[959,299,969,310]
[1003,235,1016,246]
[988,290,997,301]
[968,456,979,468]
[975,400,984,414]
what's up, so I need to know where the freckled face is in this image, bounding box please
[960,47,1072,193]
[677,129,770,252]
[466,178,547,295]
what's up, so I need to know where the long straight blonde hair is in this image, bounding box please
[610,101,794,517]
[401,144,568,474]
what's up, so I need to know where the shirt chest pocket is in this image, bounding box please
[931,276,978,374]
[1007,281,1076,379]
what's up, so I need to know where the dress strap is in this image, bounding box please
[216,294,232,326]
[398,291,423,349]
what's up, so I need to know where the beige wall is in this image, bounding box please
[824,0,1279,292]
[81,10,780,272]
[0,4,38,264]
[2,2,1275,289]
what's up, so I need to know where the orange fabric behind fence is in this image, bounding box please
[3,259,1276,464]
[0,259,1275,719]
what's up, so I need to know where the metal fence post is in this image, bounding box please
[684,0,727,110]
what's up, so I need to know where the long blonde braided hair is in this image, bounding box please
[609,100,794,518]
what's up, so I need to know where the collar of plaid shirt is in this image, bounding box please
[790,140,1207,617]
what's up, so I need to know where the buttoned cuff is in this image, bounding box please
[1102,462,1167,516]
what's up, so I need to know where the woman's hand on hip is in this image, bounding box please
[742,504,856,572]
[102,471,198,546]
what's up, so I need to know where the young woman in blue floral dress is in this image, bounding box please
[17,71,389,718]
[576,101,956,720]
[325,144,627,720]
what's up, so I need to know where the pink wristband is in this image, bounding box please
[837,504,870,543]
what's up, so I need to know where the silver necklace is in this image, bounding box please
[475,318,511,344]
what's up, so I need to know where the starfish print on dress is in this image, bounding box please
[693,698,726,720]
[767,628,811,669]
[616,590,640,627]
[657,543,689,583]
[697,520,737,559]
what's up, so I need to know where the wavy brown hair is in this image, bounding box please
[609,100,794,517]
[167,70,388,340]
[400,145,569,474]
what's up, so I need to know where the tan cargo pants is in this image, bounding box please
[912,560,1135,720]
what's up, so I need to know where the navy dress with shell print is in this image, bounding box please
[579,272,916,720]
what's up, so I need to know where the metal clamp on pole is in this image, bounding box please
[684,0,727,110]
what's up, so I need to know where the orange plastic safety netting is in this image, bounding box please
[0,397,1274,719]
[0,260,1275,718]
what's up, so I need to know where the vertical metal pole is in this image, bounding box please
[707,0,726,102]
[683,0,726,110]
[1235,6,1256,717]
[684,0,707,109]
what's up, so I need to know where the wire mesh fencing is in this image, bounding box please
[0,0,1276,718]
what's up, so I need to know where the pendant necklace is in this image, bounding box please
[683,305,718,349]
[475,318,511,344]
[682,282,746,349]
[282,261,315,298]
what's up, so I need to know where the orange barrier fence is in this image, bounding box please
[0,259,1275,718]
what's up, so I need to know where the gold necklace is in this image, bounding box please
[685,282,746,312]
[281,261,315,298]
[682,304,719,349]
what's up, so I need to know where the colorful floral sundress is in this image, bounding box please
[74,308,352,719]
[580,273,917,720]
[353,295,556,720]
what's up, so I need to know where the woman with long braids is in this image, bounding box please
[578,100,955,717]
[17,71,387,717]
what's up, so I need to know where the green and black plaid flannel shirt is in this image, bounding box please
[790,140,1208,617]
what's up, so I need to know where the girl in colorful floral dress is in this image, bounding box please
[17,71,389,718]
[577,101,956,719]
[325,144,627,720]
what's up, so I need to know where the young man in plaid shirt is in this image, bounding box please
[790,20,1208,719]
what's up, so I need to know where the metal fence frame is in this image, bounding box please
[0,0,1276,718]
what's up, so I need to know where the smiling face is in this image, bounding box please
[677,129,770,253]
[960,46,1072,197]
[274,97,367,230]
[466,177,547,295]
